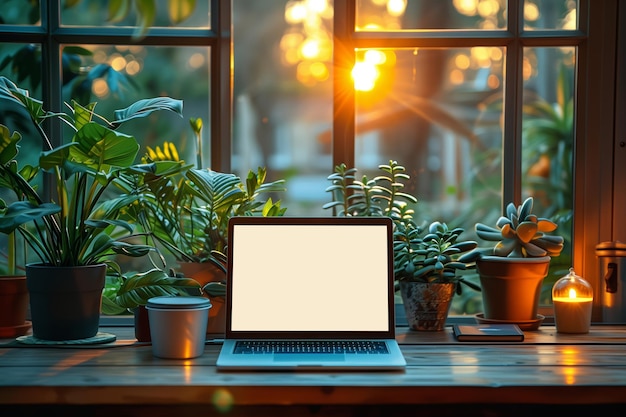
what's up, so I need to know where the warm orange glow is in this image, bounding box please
[454,53,470,70]
[387,0,407,17]
[281,32,304,51]
[490,47,503,61]
[284,49,300,65]
[212,388,234,413]
[365,50,387,65]
[92,79,109,98]
[300,38,320,60]
[44,350,107,377]
[487,74,500,89]
[568,288,577,299]
[110,54,126,71]
[188,53,205,69]
[563,9,577,30]
[477,0,499,18]
[126,59,141,75]
[450,69,465,85]
[453,0,477,16]
[352,61,379,92]
[310,61,329,81]
[471,47,491,68]
[285,1,307,24]
[522,56,534,79]
[306,0,329,14]
[524,2,539,21]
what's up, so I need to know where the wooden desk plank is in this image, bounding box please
[1,325,626,410]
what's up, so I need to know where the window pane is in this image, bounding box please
[61,44,210,166]
[0,0,40,25]
[0,43,42,96]
[61,0,211,28]
[522,46,575,304]
[233,0,333,216]
[524,0,578,30]
[354,46,505,315]
[356,0,506,30]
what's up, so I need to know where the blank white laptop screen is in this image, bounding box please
[229,223,390,333]
[217,216,406,370]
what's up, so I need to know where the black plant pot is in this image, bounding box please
[26,263,106,341]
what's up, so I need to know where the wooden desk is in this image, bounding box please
[2,324,626,416]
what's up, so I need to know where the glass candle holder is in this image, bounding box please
[552,268,593,334]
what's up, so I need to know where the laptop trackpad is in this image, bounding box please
[273,354,346,362]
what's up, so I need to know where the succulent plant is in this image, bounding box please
[460,196,564,262]
[324,160,417,220]
[394,220,479,293]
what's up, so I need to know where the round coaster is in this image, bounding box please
[16,332,117,345]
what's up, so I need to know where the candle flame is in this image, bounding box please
[568,288,577,299]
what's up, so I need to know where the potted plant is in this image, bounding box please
[394,219,479,331]
[101,268,201,342]
[325,160,479,330]
[459,196,565,324]
[0,76,184,341]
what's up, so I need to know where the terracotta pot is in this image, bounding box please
[177,262,226,335]
[176,261,226,286]
[477,256,550,321]
[0,275,31,338]
[399,281,456,331]
[26,263,106,341]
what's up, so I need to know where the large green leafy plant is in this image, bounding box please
[121,139,287,269]
[0,76,183,274]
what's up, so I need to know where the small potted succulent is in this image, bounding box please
[459,196,565,324]
[394,219,479,331]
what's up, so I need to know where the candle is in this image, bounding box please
[552,268,593,334]
[553,291,593,334]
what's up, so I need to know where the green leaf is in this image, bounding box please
[113,269,201,309]
[0,201,60,234]
[169,0,196,24]
[107,0,132,23]
[519,197,533,220]
[70,122,139,171]
[113,97,183,126]
[0,124,21,165]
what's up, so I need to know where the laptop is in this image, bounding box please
[216,216,406,371]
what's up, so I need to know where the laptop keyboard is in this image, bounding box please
[233,340,389,354]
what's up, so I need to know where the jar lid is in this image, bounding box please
[147,296,211,309]
[595,241,626,256]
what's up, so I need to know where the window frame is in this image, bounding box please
[1,0,622,322]
[332,0,621,321]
